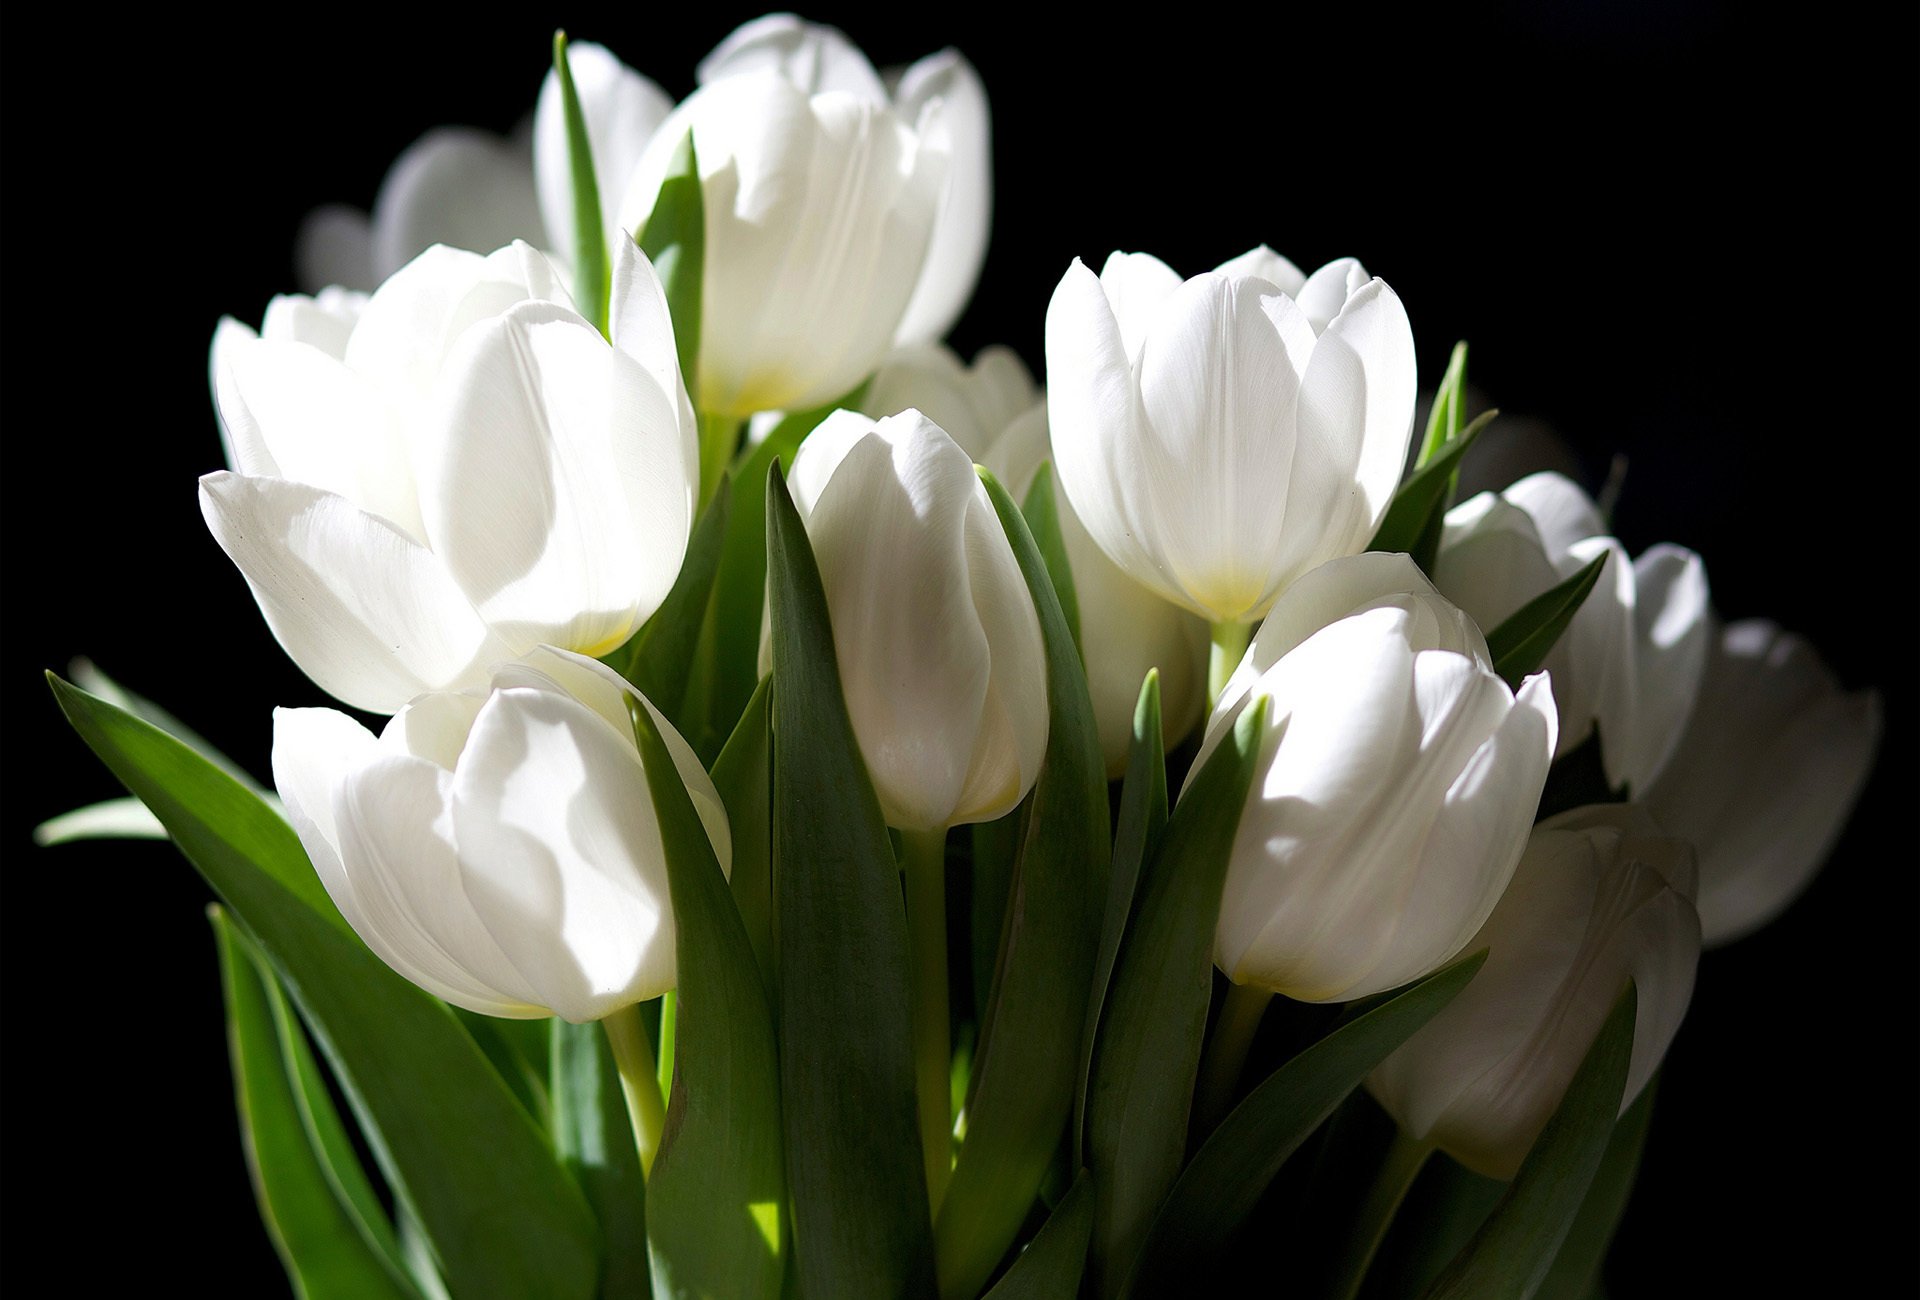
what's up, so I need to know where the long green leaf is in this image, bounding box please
[552,31,609,335]
[50,675,600,1300]
[1020,463,1081,653]
[1369,409,1496,559]
[981,1171,1095,1300]
[1486,553,1609,689]
[1364,1153,1507,1299]
[608,473,732,737]
[629,700,786,1299]
[765,467,935,1298]
[936,470,1109,1299]
[454,1008,551,1127]
[1534,1074,1658,1300]
[635,132,704,431]
[1075,671,1166,1167]
[969,807,1024,1028]
[1422,983,1639,1300]
[1083,696,1270,1297]
[551,1020,651,1299]
[1124,953,1486,1295]
[711,678,775,993]
[212,907,418,1300]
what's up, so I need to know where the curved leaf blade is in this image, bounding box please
[1370,408,1496,560]
[608,473,732,738]
[981,1171,1095,1300]
[552,30,609,335]
[1486,552,1609,689]
[1535,1074,1659,1300]
[551,1019,651,1299]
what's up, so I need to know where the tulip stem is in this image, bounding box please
[902,826,953,1213]
[697,412,741,507]
[1329,1128,1433,1300]
[1208,619,1253,711]
[1192,982,1273,1135]
[601,1004,667,1178]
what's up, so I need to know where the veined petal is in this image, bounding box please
[608,239,699,467]
[1505,471,1607,555]
[891,47,992,345]
[261,289,365,358]
[272,706,384,910]
[534,42,673,269]
[1215,244,1306,297]
[200,473,509,713]
[697,12,888,98]
[369,127,545,282]
[1293,257,1369,335]
[1097,250,1182,361]
[210,317,278,478]
[864,342,1036,459]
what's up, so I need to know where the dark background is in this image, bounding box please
[4,2,1913,1292]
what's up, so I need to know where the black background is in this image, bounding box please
[4,2,1914,1293]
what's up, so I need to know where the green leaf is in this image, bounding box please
[629,699,787,1299]
[452,1008,551,1127]
[551,31,609,335]
[1075,671,1165,1167]
[1422,983,1639,1300]
[1123,953,1486,1296]
[936,470,1110,1300]
[1486,552,1609,690]
[212,906,419,1300]
[712,679,775,992]
[1365,1154,1507,1298]
[607,474,732,738]
[981,1171,1095,1300]
[1369,408,1496,560]
[764,466,935,1298]
[1020,462,1081,653]
[35,795,166,843]
[1416,341,1470,469]
[551,1020,651,1300]
[1535,1075,1659,1300]
[49,675,600,1300]
[1083,695,1270,1297]
[969,807,1024,1028]
[635,132,705,446]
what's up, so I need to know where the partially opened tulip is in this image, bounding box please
[202,240,697,713]
[1647,619,1881,946]
[1044,247,1417,671]
[1367,804,1700,1179]
[1434,471,1710,792]
[862,342,1037,459]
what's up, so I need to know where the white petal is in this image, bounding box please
[369,128,545,281]
[1096,251,1183,362]
[697,13,887,98]
[201,474,510,713]
[295,204,376,294]
[1615,544,1710,790]
[608,239,700,466]
[1293,257,1369,335]
[1215,245,1306,297]
[891,49,992,344]
[535,42,674,269]
[210,317,278,478]
[864,343,1036,459]
[1505,471,1606,555]
[272,706,384,915]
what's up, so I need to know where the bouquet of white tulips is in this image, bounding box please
[41,16,1882,1300]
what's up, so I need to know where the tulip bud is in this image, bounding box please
[1367,805,1700,1179]
[1646,619,1881,946]
[1434,472,1710,792]
[784,409,1047,831]
[533,41,673,275]
[1199,553,1558,1002]
[617,70,949,418]
[1045,247,1417,624]
[202,240,698,714]
[272,648,730,1023]
[862,343,1038,459]
[982,403,1210,774]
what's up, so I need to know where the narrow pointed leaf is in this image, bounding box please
[1423,983,1639,1300]
[765,468,934,1298]
[608,477,732,738]
[1365,1154,1507,1298]
[981,1171,1095,1300]
[1371,409,1496,558]
[551,1019,652,1300]
[452,1008,551,1127]
[636,131,703,407]
[35,795,166,843]
[712,678,775,992]
[969,807,1025,1026]
[1084,696,1270,1297]
[1124,953,1486,1295]
[936,470,1108,1300]
[552,31,609,335]
[50,675,600,1300]
[1486,552,1609,689]
[1535,1075,1659,1300]
[1416,341,1470,468]
[1020,462,1081,652]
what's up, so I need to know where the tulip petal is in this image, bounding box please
[1614,544,1710,789]
[1293,257,1369,335]
[1505,471,1607,556]
[534,42,673,270]
[865,343,1037,458]
[210,317,279,478]
[294,203,377,294]
[1097,251,1183,362]
[697,13,888,98]
[892,48,992,345]
[200,473,510,713]
[369,127,545,282]
[608,239,699,454]
[1215,245,1306,297]
[260,289,365,358]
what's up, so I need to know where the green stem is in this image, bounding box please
[902,826,953,1212]
[697,412,741,508]
[1192,982,1272,1135]
[601,1004,667,1177]
[655,990,677,1098]
[1208,619,1253,713]
[1330,1128,1434,1300]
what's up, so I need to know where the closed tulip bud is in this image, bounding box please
[1434,472,1711,792]
[1201,553,1558,1001]
[617,69,949,418]
[1045,247,1417,624]
[982,403,1210,775]
[202,240,697,713]
[784,409,1047,831]
[1367,805,1700,1179]
[1647,619,1881,946]
[272,648,730,1023]
[533,41,672,274]
[696,13,991,346]
[862,342,1038,459]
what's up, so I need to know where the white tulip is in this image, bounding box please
[696,13,991,345]
[295,127,545,294]
[1434,471,1710,792]
[1646,619,1881,946]
[274,647,729,1023]
[1199,553,1558,1002]
[1367,804,1700,1179]
[982,403,1209,775]
[616,71,948,419]
[862,343,1037,459]
[784,410,1047,831]
[202,240,697,713]
[1045,248,1417,625]
[533,41,673,273]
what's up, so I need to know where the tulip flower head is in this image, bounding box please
[1367,804,1700,1179]
[273,648,731,1023]
[862,343,1038,459]
[1045,247,1418,625]
[1199,553,1558,1002]
[783,409,1048,831]
[202,240,698,713]
[533,41,674,273]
